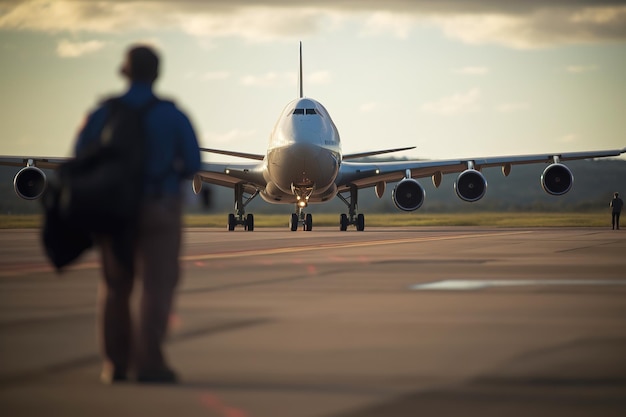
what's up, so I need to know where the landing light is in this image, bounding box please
[298,201,306,208]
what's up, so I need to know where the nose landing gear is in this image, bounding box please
[289,185,314,231]
[290,210,313,231]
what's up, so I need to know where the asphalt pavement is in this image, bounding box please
[1,227,625,417]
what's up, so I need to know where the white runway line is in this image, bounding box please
[410,279,626,291]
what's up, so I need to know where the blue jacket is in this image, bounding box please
[75,82,201,197]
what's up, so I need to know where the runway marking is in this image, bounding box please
[0,230,531,277]
[0,261,101,278]
[410,279,626,291]
[181,231,533,262]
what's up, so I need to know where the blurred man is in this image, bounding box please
[610,192,623,230]
[75,44,201,383]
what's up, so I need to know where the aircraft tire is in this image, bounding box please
[356,213,365,231]
[340,214,348,231]
[290,213,299,231]
[305,213,313,231]
[228,213,236,231]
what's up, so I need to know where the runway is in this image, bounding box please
[1,227,625,417]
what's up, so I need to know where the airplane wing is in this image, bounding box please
[343,146,416,160]
[0,154,268,199]
[200,148,265,161]
[196,149,267,195]
[201,146,419,162]
[336,147,626,192]
[0,156,68,170]
[194,161,266,195]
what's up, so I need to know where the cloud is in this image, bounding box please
[240,70,329,87]
[56,39,105,57]
[201,71,231,81]
[359,11,416,39]
[0,1,323,41]
[420,88,481,116]
[2,1,626,48]
[429,6,626,49]
[0,1,161,33]
[180,7,323,42]
[453,66,490,75]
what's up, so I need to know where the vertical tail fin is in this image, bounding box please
[298,41,303,98]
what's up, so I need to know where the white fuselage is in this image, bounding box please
[261,97,342,205]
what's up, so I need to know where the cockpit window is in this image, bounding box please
[293,108,319,115]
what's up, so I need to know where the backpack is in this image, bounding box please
[59,97,158,233]
[41,97,159,269]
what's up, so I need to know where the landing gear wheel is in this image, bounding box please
[338,184,366,232]
[304,213,313,231]
[356,213,365,231]
[228,184,260,232]
[339,214,348,231]
[289,213,299,231]
[245,213,254,231]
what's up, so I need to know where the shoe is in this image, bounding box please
[100,369,128,384]
[136,368,178,384]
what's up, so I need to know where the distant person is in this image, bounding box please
[610,192,623,230]
[74,44,201,384]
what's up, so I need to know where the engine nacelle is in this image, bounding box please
[192,174,203,194]
[14,166,47,200]
[392,178,425,212]
[541,163,573,196]
[454,169,487,202]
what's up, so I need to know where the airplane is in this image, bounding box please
[1,43,625,232]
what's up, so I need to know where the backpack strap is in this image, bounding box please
[137,98,182,197]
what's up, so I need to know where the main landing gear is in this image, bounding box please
[227,184,259,231]
[337,184,365,231]
[226,183,365,232]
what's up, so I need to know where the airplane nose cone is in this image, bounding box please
[269,143,338,194]
[285,143,322,186]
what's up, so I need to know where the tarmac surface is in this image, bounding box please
[1,226,625,417]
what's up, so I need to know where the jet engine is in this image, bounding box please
[192,174,203,194]
[541,163,573,195]
[392,178,425,211]
[14,166,47,200]
[454,169,487,202]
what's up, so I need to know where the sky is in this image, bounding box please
[1,0,625,162]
